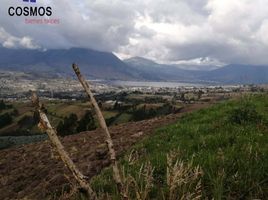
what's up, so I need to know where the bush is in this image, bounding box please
[228,104,263,125]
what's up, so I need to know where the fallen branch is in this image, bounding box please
[72,63,126,198]
[31,92,97,200]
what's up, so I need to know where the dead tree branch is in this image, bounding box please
[72,63,127,198]
[31,92,97,200]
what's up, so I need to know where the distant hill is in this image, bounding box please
[0,47,138,80]
[125,57,268,84]
[199,64,268,84]
[124,57,205,82]
[0,47,268,84]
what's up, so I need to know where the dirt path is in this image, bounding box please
[0,103,210,200]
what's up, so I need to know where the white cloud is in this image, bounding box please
[256,19,268,45]
[0,27,39,49]
[0,0,268,65]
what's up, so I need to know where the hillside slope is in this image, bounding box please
[0,104,208,200]
[93,94,268,199]
[0,47,138,80]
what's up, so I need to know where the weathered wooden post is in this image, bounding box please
[72,63,127,199]
[31,92,97,200]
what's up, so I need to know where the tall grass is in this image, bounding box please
[90,150,202,200]
[64,94,268,199]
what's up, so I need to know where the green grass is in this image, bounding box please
[103,111,119,119]
[112,113,132,125]
[91,94,268,199]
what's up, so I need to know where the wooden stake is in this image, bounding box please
[72,63,126,198]
[31,92,97,200]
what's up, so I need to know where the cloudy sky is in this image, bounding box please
[1,0,268,66]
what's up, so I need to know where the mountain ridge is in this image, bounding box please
[0,47,138,80]
[0,47,268,84]
[125,57,268,84]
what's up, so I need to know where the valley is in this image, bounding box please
[1,0,268,199]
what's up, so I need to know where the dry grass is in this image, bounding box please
[166,150,203,200]
[122,162,154,200]
[92,149,203,200]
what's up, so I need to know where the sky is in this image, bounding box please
[1,0,268,66]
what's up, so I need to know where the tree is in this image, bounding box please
[98,101,103,109]
[33,110,40,124]
[197,90,204,100]
[11,108,19,116]
[56,113,78,136]
[77,110,96,132]
[0,100,12,111]
[56,121,64,133]
[0,100,6,110]
[0,113,13,128]
[113,101,121,110]
[180,92,186,102]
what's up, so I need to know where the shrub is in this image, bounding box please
[228,104,263,125]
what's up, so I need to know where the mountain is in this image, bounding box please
[172,57,224,71]
[124,57,268,84]
[199,64,268,84]
[124,57,205,82]
[0,47,138,80]
[0,47,267,84]
[173,63,221,71]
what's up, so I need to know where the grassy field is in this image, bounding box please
[91,94,268,199]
